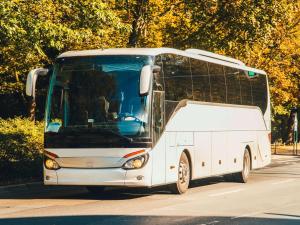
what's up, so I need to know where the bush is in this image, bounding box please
[0,117,44,184]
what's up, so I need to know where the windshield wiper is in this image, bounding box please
[101,129,133,143]
[52,126,133,143]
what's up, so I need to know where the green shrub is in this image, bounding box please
[0,117,44,183]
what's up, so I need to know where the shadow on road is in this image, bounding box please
[1,157,299,201]
[0,176,226,200]
[0,215,299,225]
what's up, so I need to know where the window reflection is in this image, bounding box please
[157,53,268,123]
[47,56,152,138]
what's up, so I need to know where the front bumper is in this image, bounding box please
[44,165,152,187]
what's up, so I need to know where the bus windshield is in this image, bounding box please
[46,55,152,139]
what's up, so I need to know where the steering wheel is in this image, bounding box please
[118,113,143,123]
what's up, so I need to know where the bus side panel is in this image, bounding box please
[226,132,244,173]
[211,132,228,175]
[193,132,212,179]
[257,130,271,167]
[151,134,166,186]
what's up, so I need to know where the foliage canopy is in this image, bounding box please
[0,0,299,119]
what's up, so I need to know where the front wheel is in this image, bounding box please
[234,149,251,183]
[169,152,190,194]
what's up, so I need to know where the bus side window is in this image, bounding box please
[163,54,192,101]
[153,55,164,91]
[174,55,192,100]
[209,63,226,103]
[153,91,165,143]
[163,54,176,100]
[162,54,181,123]
[190,58,210,102]
[251,74,268,113]
[239,70,253,106]
[225,67,241,105]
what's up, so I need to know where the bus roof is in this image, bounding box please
[57,48,266,75]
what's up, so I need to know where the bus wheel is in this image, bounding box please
[169,152,190,194]
[234,149,251,183]
[86,186,105,194]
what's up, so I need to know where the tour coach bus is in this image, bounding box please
[26,48,271,194]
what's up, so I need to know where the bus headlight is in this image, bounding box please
[123,154,149,170]
[44,158,60,170]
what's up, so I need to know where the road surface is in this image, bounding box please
[0,155,299,225]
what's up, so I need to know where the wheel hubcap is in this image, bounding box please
[244,152,250,178]
[179,161,189,184]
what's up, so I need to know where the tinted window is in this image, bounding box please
[190,58,211,102]
[47,56,151,138]
[251,73,268,113]
[225,66,241,104]
[239,70,253,105]
[209,63,226,103]
[153,55,164,91]
[175,55,193,100]
[163,54,176,100]
[163,54,192,101]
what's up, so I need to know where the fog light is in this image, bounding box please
[137,175,144,180]
[45,158,60,170]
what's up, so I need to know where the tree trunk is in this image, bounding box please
[28,98,36,121]
[127,0,148,47]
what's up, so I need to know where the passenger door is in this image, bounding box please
[151,91,166,185]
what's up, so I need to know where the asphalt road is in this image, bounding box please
[0,155,300,225]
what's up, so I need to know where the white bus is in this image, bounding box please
[26,48,271,194]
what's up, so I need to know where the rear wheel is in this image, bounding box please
[234,149,251,183]
[169,152,190,194]
[86,186,105,194]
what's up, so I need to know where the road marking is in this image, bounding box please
[207,220,220,224]
[209,188,244,197]
[273,159,300,163]
[231,210,263,220]
[198,222,219,225]
[231,202,300,220]
[271,178,296,185]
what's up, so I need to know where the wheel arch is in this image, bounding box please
[245,145,252,170]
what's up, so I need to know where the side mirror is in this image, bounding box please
[26,68,49,98]
[139,65,161,96]
[139,65,152,96]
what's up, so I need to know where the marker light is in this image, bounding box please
[123,149,145,158]
[45,158,60,170]
[122,154,149,170]
[44,150,58,159]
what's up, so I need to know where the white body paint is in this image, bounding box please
[45,101,271,187]
[44,48,271,187]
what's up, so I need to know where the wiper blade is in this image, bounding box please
[53,126,133,142]
[102,129,133,143]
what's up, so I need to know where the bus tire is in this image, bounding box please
[234,149,251,183]
[169,152,190,194]
[86,186,106,194]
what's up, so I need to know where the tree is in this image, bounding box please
[159,0,300,115]
[0,0,130,118]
